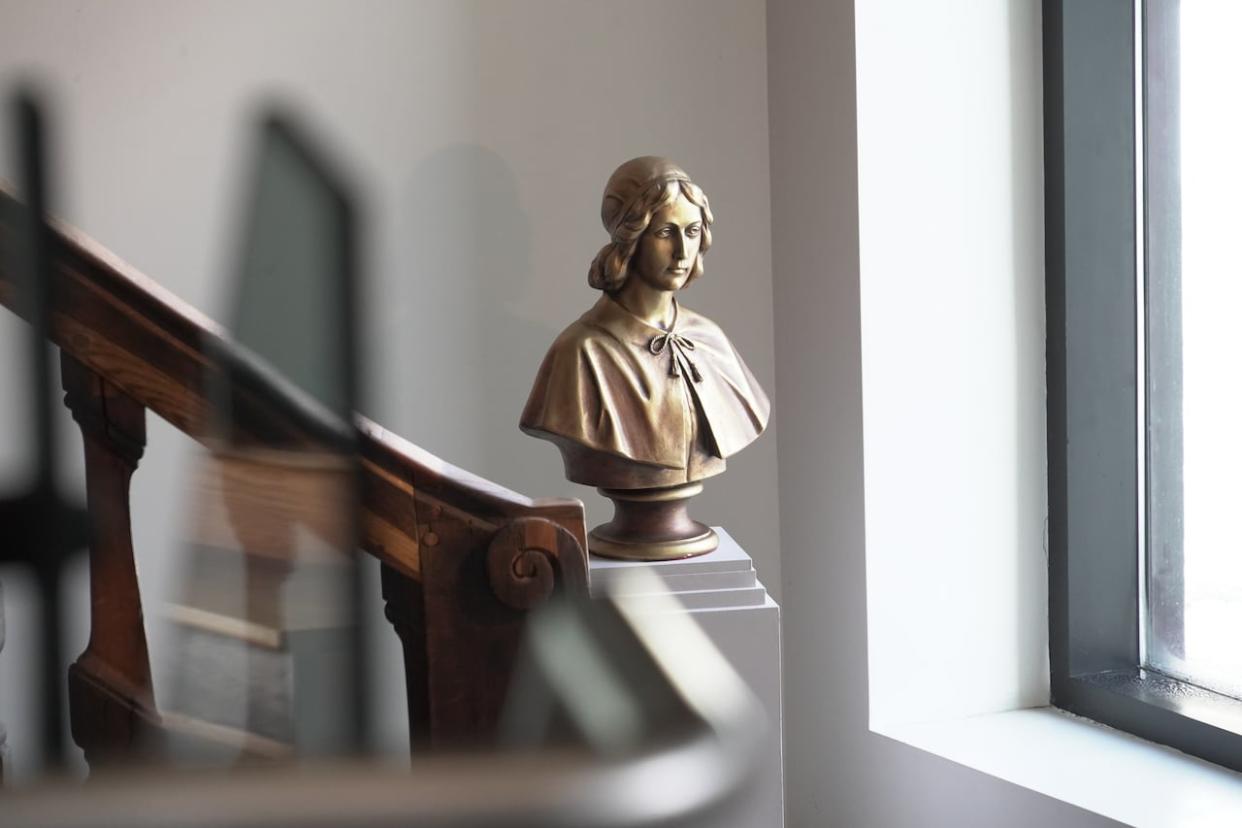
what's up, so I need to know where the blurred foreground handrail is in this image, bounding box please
[2,580,765,828]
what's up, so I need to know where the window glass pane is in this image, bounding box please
[1146,0,1242,700]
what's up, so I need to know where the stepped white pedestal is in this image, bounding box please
[590,528,784,827]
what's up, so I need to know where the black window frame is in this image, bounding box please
[1045,0,1242,772]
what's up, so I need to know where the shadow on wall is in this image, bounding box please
[379,144,546,488]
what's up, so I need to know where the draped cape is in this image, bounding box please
[520,296,770,470]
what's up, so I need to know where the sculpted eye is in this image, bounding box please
[686,225,702,237]
[656,226,674,238]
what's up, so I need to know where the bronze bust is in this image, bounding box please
[521,157,769,560]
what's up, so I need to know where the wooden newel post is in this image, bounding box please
[60,354,157,767]
[379,511,587,753]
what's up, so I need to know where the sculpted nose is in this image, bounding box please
[673,232,688,260]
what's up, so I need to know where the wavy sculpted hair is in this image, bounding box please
[588,177,714,293]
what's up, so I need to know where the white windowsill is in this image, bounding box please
[875,707,1242,827]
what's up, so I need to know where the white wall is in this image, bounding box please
[0,0,780,779]
[770,0,1120,824]
[857,0,1049,730]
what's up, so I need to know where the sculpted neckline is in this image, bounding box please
[600,293,684,334]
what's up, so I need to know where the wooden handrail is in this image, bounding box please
[0,192,586,568]
[0,189,589,759]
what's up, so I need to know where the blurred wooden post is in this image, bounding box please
[0,579,6,782]
[61,354,157,767]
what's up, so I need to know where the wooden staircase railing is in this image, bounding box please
[0,190,589,765]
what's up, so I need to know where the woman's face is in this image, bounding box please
[634,192,703,293]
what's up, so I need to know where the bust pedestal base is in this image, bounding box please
[590,528,784,827]
[588,482,719,561]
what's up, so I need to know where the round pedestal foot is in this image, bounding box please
[588,482,720,561]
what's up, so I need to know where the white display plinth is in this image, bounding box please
[590,528,784,828]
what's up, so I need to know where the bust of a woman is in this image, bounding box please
[520,157,769,560]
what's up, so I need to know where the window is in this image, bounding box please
[1046,0,1242,772]
[1145,0,1242,704]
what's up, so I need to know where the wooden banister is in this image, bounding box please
[0,190,589,760]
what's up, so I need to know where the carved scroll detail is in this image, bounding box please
[486,517,584,611]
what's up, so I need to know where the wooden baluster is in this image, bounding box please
[380,563,431,751]
[60,354,157,767]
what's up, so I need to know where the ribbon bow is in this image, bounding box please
[648,331,703,382]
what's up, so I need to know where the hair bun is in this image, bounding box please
[587,243,614,290]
